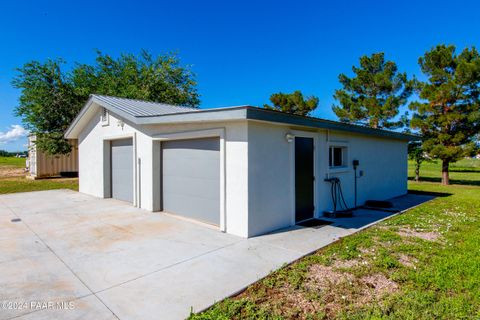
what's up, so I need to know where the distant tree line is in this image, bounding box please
[0,150,28,157]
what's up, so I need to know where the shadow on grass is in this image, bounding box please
[408,189,452,197]
[408,176,480,186]
[449,169,480,173]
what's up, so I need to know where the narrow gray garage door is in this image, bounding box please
[162,138,220,225]
[111,139,133,203]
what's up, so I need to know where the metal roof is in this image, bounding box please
[93,94,198,117]
[65,95,419,141]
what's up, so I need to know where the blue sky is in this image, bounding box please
[1,0,479,151]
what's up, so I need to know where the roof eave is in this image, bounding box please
[65,97,420,142]
[65,95,140,139]
[245,107,420,141]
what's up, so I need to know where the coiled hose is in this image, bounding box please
[325,177,351,212]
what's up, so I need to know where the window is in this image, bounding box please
[101,107,109,125]
[329,146,346,168]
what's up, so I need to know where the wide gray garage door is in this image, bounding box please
[111,139,133,203]
[162,138,220,225]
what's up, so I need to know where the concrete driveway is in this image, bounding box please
[0,190,432,320]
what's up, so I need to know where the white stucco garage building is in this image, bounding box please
[65,95,417,238]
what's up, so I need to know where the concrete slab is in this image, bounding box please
[0,190,433,320]
[96,240,303,320]
[251,224,353,255]
[14,296,116,320]
[0,252,92,319]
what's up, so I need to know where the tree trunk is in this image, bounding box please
[415,163,420,182]
[442,160,450,185]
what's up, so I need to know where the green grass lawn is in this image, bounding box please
[191,160,480,319]
[0,156,26,168]
[409,158,480,186]
[0,177,79,194]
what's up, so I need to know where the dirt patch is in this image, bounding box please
[271,284,322,317]
[332,259,361,269]
[0,167,25,178]
[228,261,399,319]
[303,265,398,318]
[398,254,418,268]
[397,227,440,241]
[308,264,355,291]
[360,273,398,302]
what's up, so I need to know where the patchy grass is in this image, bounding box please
[0,176,79,194]
[191,166,480,319]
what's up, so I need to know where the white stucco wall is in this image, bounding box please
[247,122,293,237]
[77,105,250,237]
[77,105,407,239]
[246,121,408,237]
[322,131,408,212]
[79,109,135,199]
[142,121,249,237]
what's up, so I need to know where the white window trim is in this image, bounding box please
[327,141,349,173]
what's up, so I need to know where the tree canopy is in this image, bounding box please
[12,50,200,154]
[332,52,413,129]
[264,91,319,116]
[409,45,480,185]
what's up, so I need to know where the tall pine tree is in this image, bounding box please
[264,91,319,116]
[410,45,480,185]
[333,52,413,129]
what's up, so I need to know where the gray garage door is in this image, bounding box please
[111,139,133,203]
[162,138,220,225]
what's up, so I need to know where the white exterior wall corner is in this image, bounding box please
[78,110,251,238]
[246,121,409,237]
[247,122,293,237]
[144,121,250,237]
[78,109,145,201]
[324,132,408,211]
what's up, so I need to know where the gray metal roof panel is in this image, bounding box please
[93,94,198,117]
[65,95,419,141]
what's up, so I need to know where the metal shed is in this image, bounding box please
[27,135,79,179]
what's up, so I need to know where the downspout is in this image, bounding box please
[326,129,330,180]
[221,133,227,233]
[133,132,140,208]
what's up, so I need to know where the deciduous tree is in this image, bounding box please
[13,51,200,155]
